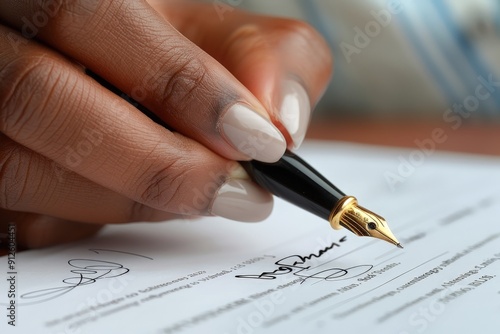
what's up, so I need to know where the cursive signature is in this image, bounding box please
[21,249,152,304]
[235,236,373,283]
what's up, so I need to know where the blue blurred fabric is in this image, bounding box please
[241,0,500,119]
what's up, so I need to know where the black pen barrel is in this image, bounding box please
[241,150,346,221]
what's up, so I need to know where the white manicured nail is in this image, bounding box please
[221,104,286,162]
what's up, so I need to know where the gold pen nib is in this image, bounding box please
[329,196,401,247]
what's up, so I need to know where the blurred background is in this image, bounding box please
[240,0,500,154]
[243,0,500,119]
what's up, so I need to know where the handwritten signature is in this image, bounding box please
[21,249,152,303]
[235,236,373,283]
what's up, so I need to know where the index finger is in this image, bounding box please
[0,0,286,162]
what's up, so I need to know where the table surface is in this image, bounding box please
[2,120,499,256]
[306,119,500,156]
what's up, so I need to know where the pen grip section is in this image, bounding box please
[241,150,345,221]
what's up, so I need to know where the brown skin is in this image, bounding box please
[0,0,332,248]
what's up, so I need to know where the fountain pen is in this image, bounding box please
[241,151,402,248]
[86,69,401,247]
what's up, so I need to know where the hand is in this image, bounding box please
[0,0,332,249]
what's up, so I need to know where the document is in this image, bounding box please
[1,141,500,333]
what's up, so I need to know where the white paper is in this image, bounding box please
[2,141,500,333]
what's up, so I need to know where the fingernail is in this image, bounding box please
[279,80,311,149]
[221,103,286,163]
[210,179,273,222]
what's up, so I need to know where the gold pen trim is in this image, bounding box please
[329,196,402,247]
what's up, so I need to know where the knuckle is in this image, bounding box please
[0,54,62,136]
[223,19,333,71]
[156,54,211,114]
[275,18,333,67]
[276,19,333,80]
[278,18,320,40]
[135,156,192,211]
[224,24,269,55]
